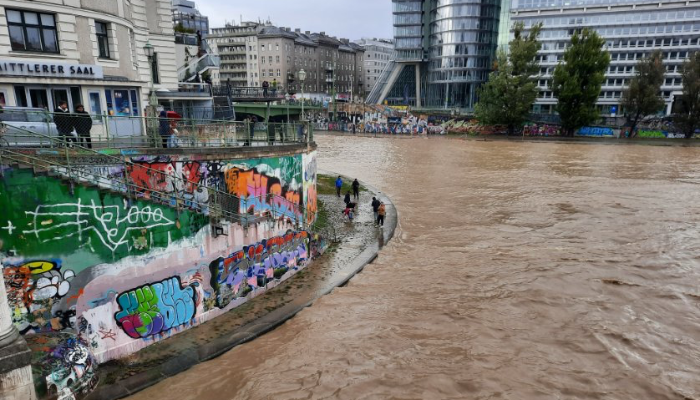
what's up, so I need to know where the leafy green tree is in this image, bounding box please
[674,52,700,139]
[552,29,610,136]
[621,50,665,138]
[475,22,542,135]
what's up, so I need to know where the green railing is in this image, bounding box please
[0,125,312,229]
[0,109,313,150]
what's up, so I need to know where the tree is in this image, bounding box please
[674,52,700,139]
[621,50,665,138]
[552,29,610,136]
[475,22,542,135]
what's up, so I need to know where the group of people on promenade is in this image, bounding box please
[336,176,386,226]
[53,101,93,148]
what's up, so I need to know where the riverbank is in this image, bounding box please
[317,130,700,147]
[83,174,396,400]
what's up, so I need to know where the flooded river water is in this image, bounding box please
[130,136,700,399]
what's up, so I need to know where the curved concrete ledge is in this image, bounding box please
[85,172,397,400]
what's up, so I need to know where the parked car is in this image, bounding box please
[0,107,61,146]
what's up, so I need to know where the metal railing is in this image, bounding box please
[0,110,312,149]
[0,125,310,228]
[211,86,286,100]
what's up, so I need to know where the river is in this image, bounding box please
[129,136,700,399]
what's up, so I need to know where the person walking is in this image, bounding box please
[73,104,93,149]
[371,197,381,225]
[335,176,343,197]
[159,110,170,148]
[54,101,74,146]
[377,202,386,227]
[352,178,360,200]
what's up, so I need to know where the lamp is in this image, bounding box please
[144,41,155,59]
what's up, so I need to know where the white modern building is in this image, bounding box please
[511,0,700,116]
[355,38,395,96]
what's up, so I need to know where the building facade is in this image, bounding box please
[356,38,395,95]
[172,0,209,37]
[208,22,263,87]
[0,0,192,136]
[369,0,500,111]
[209,24,365,101]
[511,0,700,116]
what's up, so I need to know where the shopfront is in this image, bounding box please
[0,59,145,137]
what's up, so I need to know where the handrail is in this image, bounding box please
[0,125,307,226]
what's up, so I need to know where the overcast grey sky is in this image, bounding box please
[198,0,393,41]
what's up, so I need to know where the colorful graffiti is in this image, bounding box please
[26,333,98,400]
[127,160,209,211]
[637,130,686,139]
[523,124,561,137]
[209,231,310,308]
[3,259,77,334]
[224,165,303,222]
[577,126,615,137]
[303,152,318,225]
[0,169,208,271]
[114,277,197,339]
[1,150,319,366]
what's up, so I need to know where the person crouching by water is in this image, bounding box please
[73,104,92,149]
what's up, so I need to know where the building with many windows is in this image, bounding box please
[367,0,501,111]
[208,22,265,87]
[0,0,204,137]
[172,0,209,37]
[208,23,365,101]
[355,38,395,96]
[511,0,700,116]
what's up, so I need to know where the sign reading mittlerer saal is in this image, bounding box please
[0,59,104,80]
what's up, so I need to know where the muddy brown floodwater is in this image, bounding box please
[130,136,700,400]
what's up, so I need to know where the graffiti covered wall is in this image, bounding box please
[1,150,319,373]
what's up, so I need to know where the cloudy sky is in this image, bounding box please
[198,0,393,40]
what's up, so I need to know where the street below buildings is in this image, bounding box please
[128,135,700,399]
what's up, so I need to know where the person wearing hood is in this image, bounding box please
[73,104,93,148]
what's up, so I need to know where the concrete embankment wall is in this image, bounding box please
[0,147,318,395]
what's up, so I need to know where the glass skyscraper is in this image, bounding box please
[511,0,700,116]
[370,0,500,110]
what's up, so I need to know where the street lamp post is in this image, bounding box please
[144,41,158,108]
[143,41,160,146]
[298,69,306,121]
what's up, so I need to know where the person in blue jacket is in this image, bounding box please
[335,176,343,197]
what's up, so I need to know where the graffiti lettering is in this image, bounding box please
[577,126,614,137]
[114,277,197,339]
[3,259,76,334]
[23,200,175,253]
[225,167,303,222]
[209,231,310,308]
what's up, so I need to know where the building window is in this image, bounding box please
[7,9,59,53]
[150,53,160,84]
[96,21,111,59]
